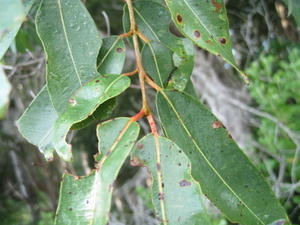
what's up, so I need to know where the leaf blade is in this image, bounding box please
[164,0,247,80]
[156,90,290,225]
[55,117,140,225]
[97,36,126,75]
[18,75,130,161]
[132,134,211,225]
[36,0,102,113]
[0,0,33,59]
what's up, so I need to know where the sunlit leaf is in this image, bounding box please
[55,117,140,225]
[18,75,130,161]
[36,0,102,113]
[132,134,211,225]
[156,90,290,225]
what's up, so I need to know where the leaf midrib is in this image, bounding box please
[97,37,120,70]
[148,43,164,87]
[57,0,82,86]
[159,90,265,225]
[37,76,126,149]
[89,119,134,224]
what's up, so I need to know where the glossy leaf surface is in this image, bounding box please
[18,75,130,161]
[55,117,140,225]
[97,36,126,74]
[0,0,33,59]
[164,0,245,78]
[156,90,289,225]
[132,134,210,225]
[0,65,11,119]
[36,0,102,113]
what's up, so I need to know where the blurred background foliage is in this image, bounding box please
[0,0,300,224]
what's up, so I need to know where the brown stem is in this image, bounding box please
[125,0,149,115]
[122,68,138,77]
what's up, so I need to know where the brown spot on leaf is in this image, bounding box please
[211,0,222,13]
[194,30,201,38]
[156,163,161,170]
[205,40,213,45]
[95,79,100,83]
[218,37,226,44]
[158,192,164,200]
[176,14,183,23]
[130,157,144,167]
[212,120,224,129]
[116,47,123,53]
[179,180,191,187]
[136,143,144,150]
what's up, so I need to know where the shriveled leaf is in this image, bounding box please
[55,117,140,225]
[97,36,126,74]
[18,75,130,161]
[132,134,211,225]
[0,0,33,59]
[156,90,290,225]
[164,0,246,80]
[0,65,11,119]
[36,0,102,113]
[123,1,194,90]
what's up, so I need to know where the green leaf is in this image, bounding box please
[55,117,140,225]
[283,0,300,27]
[156,90,290,225]
[0,0,33,60]
[123,0,194,90]
[169,39,194,91]
[70,98,117,130]
[97,36,126,74]
[164,0,247,81]
[36,0,102,113]
[18,75,130,161]
[142,41,173,87]
[0,65,11,119]
[132,134,211,225]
